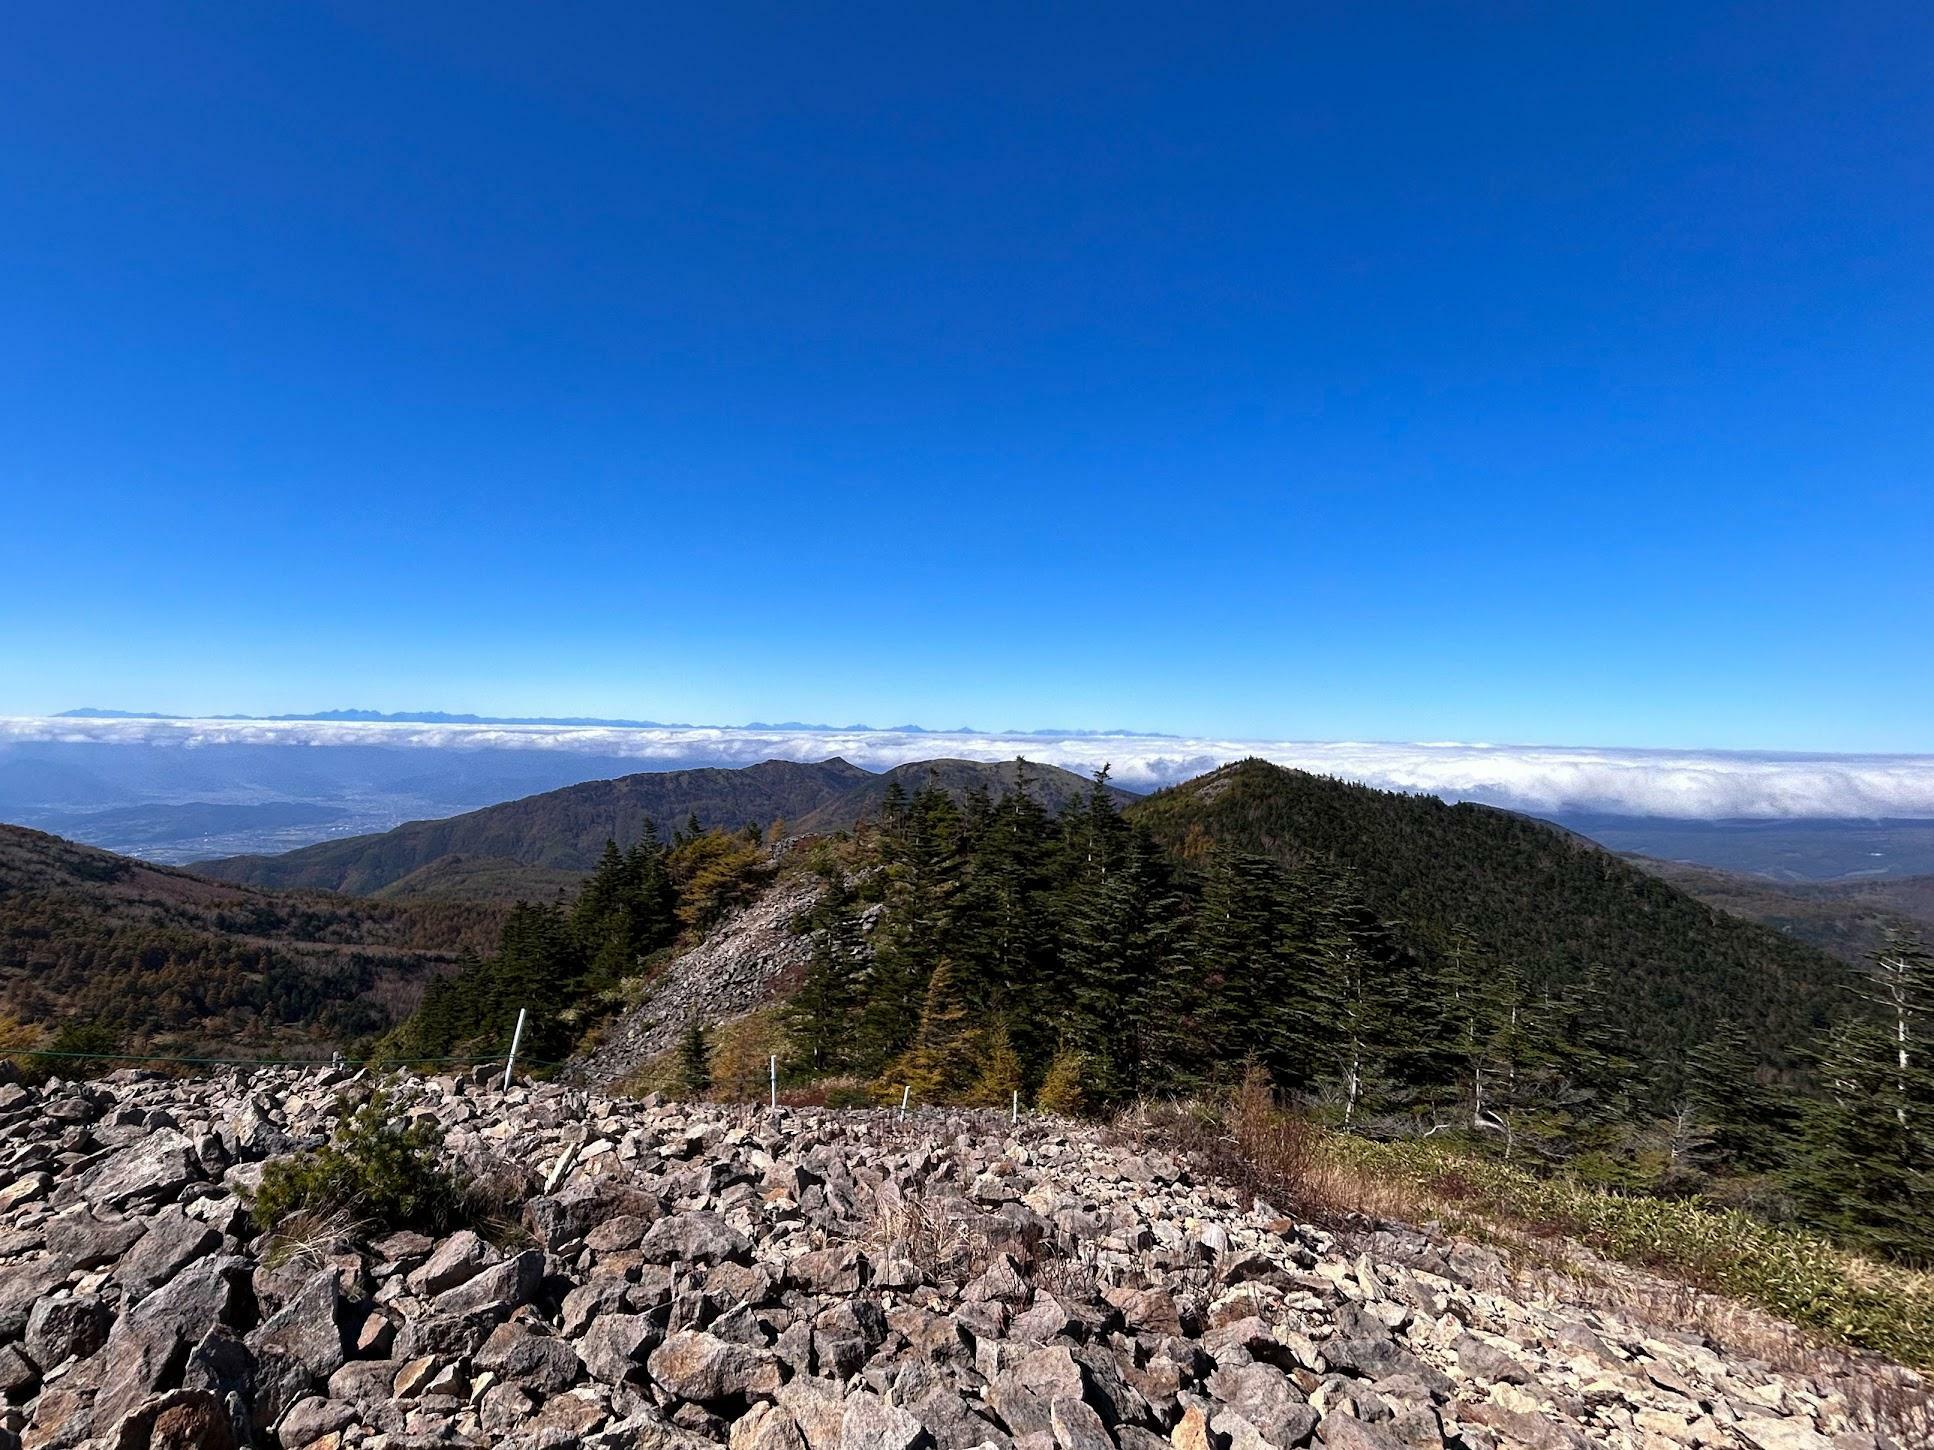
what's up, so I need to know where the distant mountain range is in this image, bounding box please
[195,757,1125,896]
[54,707,1166,737]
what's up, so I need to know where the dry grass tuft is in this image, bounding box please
[865,1181,1077,1295]
[260,1206,362,1271]
[867,1187,1003,1287]
[1125,1064,1431,1235]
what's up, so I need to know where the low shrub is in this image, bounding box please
[7,1019,118,1085]
[251,1081,469,1238]
[774,1075,876,1109]
[0,1014,45,1077]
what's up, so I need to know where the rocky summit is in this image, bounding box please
[0,1069,1916,1450]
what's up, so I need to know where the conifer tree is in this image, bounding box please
[883,958,976,1103]
[677,1018,712,1099]
[624,823,677,953]
[1791,932,1934,1256]
[879,779,910,833]
[854,785,960,1071]
[572,840,629,944]
[951,780,1056,1057]
[1036,1046,1086,1115]
[1558,959,1641,1121]
[1460,956,1571,1161]
[1187,847,1294,1081]
[1057,822,1184,1100]
[967,1019,1025,1107]
[783,877,864,1075]
[1684,1018,1787,1173]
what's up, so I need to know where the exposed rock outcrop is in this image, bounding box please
[0,1067,1922,1449]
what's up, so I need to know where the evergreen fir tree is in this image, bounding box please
[677,1018,712,1099]
[782,877,864,1075]
[1056,821,1184,1101]
[1684,1018,1787,1173]
[1461,956,1571,1162]
[1187,847,1296,1083]
[1557,958,1643,1137]
[853,785,960,1071]
[1790,932,1934,1257]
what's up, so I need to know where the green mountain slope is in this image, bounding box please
[373,854,589,903]
[1125,759,1848,1065]
[196,757,873,894]
[0,824,489,1053]
[196,756,1113,898]
[792,757,1131,834]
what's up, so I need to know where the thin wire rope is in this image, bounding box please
[8,1049,567,1068]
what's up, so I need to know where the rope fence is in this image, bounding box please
[0,1048,570,1070]
[3,1013,1024,1119]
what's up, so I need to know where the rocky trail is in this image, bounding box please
[0,1067,1922,1450]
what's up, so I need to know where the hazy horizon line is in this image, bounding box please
[4,713,1932,821]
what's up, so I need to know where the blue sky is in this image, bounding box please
[1,4,1928,750]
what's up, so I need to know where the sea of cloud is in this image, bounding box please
[3,715,1930,820]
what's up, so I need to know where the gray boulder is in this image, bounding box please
[579,1313,659,1386]
[405,1228,498,1295]
[95,1255,251,1428]
[73,1129,202,1208]
[246,1266,347,1427]
[115,1207,222,1299]
[24,1295,112,1370]
[647,1330,781,1403]
[475,1321,582,1394]
[432,1247,544,1317]
[639,1212,751,1266]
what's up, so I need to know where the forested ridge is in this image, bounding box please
[379,758,1933,1260]
[377,815,776,1063]
[194,756,1111,896]
[0,823,493,1055]
[1125,761,1845,1068]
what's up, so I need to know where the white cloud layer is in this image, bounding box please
[3,715,1931,820]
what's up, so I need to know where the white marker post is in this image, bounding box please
[1011,1089,1019,1125]
[899,1084,910,1120]
[501,1008,527,1093]
[769,1055,777,1111]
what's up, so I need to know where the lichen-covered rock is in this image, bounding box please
[245,1265,347,1427]
[648,1330,782,1403]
